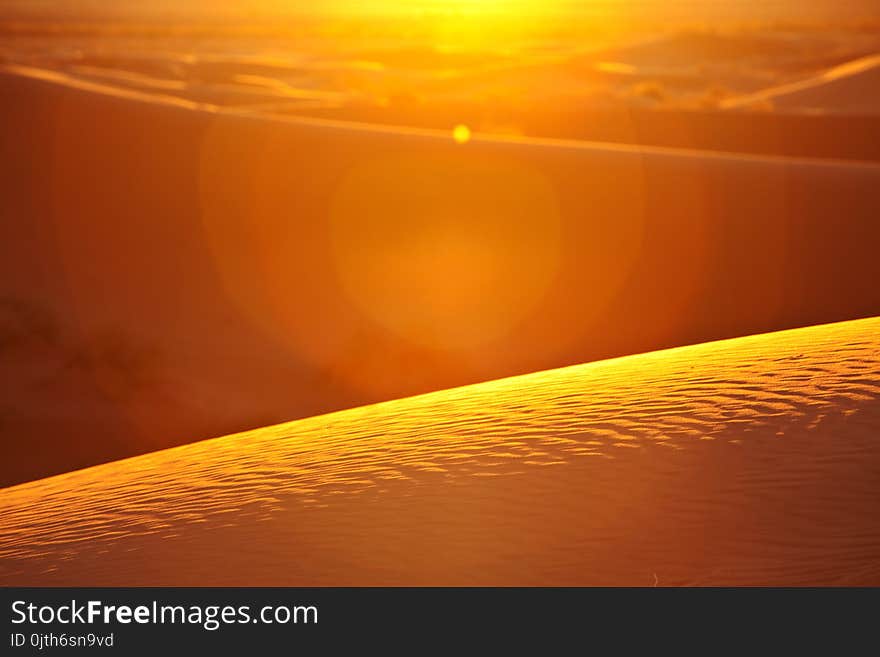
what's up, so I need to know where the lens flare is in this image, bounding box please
[330,152,562,351]
[453,124,471,144]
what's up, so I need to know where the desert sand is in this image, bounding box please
[723,53,880,114]
[1,317,878,586]
[2,63,880,486]
[2,7,880,590]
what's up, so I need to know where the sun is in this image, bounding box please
[452,124,471,144]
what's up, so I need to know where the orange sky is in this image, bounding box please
[3,1,879,21]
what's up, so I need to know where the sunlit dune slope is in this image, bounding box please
[2,317,879,586]
[724,53,880,114]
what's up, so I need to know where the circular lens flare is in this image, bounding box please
[330,152,561,351]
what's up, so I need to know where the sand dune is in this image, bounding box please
[2,63,880,486]
[724,53,880,114]
[1,317,878,586]
[300,101,880,161]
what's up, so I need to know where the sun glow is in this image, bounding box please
[325,0,568,43]
[337,0,550,16]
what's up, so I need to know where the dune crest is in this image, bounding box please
[723,53,880,114]
[1,317,879,586]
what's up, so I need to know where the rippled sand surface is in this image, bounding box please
[2,317,879,585]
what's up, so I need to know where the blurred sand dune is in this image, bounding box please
[724,53,880,114]
[1,63,879,486]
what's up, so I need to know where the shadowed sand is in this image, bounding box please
[1,317,879,586]
[2,64,880,486]
[724,53,880,114]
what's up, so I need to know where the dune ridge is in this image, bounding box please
[1,317,879,586]
[723,53,880,113]
[6,61,880,160]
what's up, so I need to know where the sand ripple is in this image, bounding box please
[1,317,879,585]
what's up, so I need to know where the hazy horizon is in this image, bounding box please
[3,0,880,23]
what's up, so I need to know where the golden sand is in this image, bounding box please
[2,317,878,585]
